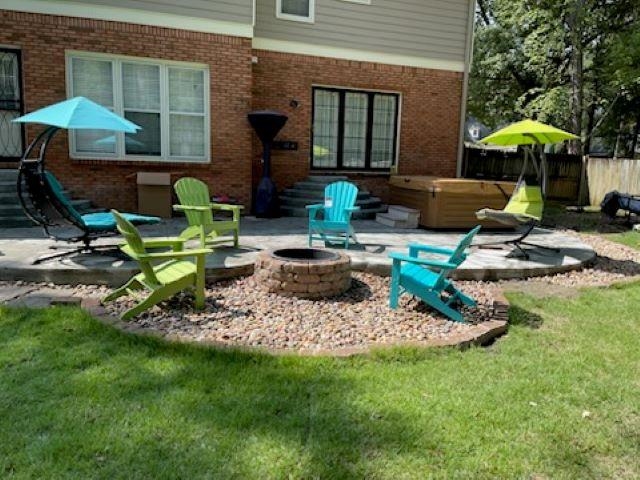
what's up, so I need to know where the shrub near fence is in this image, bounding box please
[462,148,582,201]
[587,157,640,206]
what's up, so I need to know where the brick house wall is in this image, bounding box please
[0,10,254,211]
[250,49,463,203]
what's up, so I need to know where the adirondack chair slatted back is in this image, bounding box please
[447,225,481,266]
[409,225,480,292]
[111,210,159,285]
[324,181,358,222]
[174,177,214,225]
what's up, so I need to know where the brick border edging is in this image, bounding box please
[81,292,510,357]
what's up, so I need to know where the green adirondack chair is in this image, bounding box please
[307,181,360,249]
[389,226,481,322]
[173,177,242,248]
[102,210,212,320]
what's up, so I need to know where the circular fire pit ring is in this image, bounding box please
[254,248,351,299]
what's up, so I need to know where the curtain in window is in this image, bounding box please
[371,94,397,168]
[122,63,161,156]
[0,51,22,157]
[168,68,205,157]
[281,0,310,16]
[313,90,339,168]
[71,58,115,154]
[342,92,368,168]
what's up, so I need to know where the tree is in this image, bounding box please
[469,0,640,154]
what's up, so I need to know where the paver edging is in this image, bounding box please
[81,292,511,357]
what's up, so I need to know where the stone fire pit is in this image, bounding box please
[254,248,351,299]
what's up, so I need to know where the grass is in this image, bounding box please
[1,284,640,479]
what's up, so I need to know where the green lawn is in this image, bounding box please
[1,284,640,479]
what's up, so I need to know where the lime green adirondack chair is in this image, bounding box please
[102,210,212,320]
[173,177,242,248]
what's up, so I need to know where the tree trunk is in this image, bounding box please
[631,112,640,159]
[568,1,585,155]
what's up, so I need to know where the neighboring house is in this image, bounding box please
[464,117,491,144]
[0,0,475,211]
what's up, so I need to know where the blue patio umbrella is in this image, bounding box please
[13,96,140,132]
[13,96,141,169]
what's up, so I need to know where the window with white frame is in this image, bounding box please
[67,53,209,162]
[277,0,315,22]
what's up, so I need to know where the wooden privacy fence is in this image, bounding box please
[586,157,640,206]
[462,148,582,200]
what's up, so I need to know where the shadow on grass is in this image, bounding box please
[508,304,544,329]
[0,306,427,478]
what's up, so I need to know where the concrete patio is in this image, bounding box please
[0,217,595,286]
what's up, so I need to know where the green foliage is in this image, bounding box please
[2,287,640,478]
[470,0,640,149]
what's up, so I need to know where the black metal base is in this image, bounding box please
[33,244,125,265]
[254,176,280,218]
[477,224,560,260]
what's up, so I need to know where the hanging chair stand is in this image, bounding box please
[476,143,560,260]
[17,127,127,264]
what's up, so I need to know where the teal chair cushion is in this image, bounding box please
[82,212,160,232]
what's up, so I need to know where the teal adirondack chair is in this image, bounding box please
[173,177,242,248]
[389,226,481,322]
[307,181,360,249]
[102,210,212,320]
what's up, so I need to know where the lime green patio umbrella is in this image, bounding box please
[479,119,578,198]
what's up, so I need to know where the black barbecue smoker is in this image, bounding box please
[248,110,288,217]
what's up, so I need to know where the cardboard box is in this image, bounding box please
[136,172,172,218]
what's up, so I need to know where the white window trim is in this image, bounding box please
[65,50,210,164]
[276,0,315,23]
[341,0,371,4]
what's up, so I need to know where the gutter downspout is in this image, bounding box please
[456,0,477,178]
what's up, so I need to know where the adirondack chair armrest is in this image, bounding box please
[389,252,457,270]
[141,237,187,250]
[173,204,210,212]
[306,204,324,210]
[306,204,324,220]
[138,248,213,260]
[209,203,244,211]
[407,243,455,256]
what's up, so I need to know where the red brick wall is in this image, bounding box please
[0,11,254,211]
[251,49,463,202]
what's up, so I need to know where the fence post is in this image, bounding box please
[577,154,589,206]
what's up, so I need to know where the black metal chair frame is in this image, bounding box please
[17,126,122,264]
[476,147,559,260]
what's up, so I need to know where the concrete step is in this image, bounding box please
[0,181,17,194]
[281,187,371,199]
[0,199,93,217]
[376,212,418,229]
[306,175,350,183]
[0,216,36,228]
[0,169,19,181]
[281,204,387,219]
[387,205,420,222]
[279,194,382,209]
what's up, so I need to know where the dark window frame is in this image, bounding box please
[0,47,24,162]
[311,86,399,171]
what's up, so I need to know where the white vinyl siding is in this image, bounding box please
[78,0,253,25]
[256,0,470,64]
[67,52,209,163]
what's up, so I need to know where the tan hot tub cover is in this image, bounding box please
[388,176,517,229]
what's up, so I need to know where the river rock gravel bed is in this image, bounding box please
[3,231,640,352]
[98,273,503,351]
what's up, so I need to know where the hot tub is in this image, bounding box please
[389,176,517,229]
